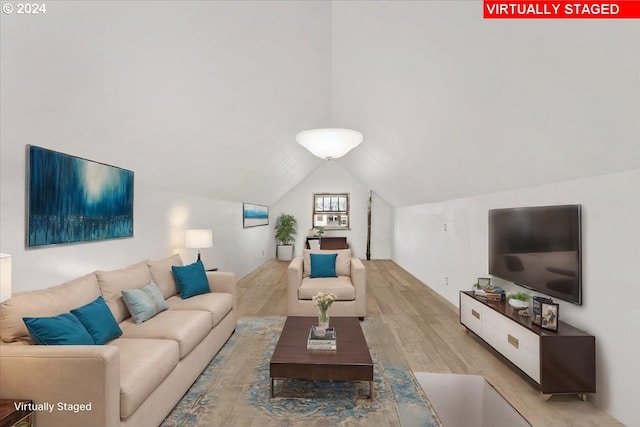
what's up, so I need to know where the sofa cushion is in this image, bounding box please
[309,253,338,278]
[298,276,356,301]
[147,254,183,299]
[119,310,211,359]
[108,338,179,419]
[172,261,211,299]
[96,262,153,323]
[166,293,233,327]
[121,282,169,324]
[1,273,101,343]
[70,296,123,344]
[303,249,352,278]
[23,313,95,345]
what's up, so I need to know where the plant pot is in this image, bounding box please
[277,245,294,261]
[508,298,529,309]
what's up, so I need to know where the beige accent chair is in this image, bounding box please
[288,249,366,319]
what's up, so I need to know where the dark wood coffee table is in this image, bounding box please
[269,316,374,399]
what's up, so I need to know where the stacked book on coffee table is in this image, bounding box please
[307,327,337,350]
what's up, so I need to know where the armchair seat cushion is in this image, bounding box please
[298,276,355,301]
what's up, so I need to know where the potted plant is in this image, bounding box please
[315,226,325,237]
[275,213,297,261]
[508,291,531,309]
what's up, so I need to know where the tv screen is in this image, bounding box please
[488,204,582,305]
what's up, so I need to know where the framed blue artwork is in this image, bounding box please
[243,203,269,228]
[27,145,134,247]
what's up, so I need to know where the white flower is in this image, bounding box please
[312,291,337,311]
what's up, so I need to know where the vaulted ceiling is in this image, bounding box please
[2,1,639,207]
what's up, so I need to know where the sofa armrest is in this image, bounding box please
[287,257,303,309]
[0,344,120,427]
[206,271,237,312]
[351,258,367,316]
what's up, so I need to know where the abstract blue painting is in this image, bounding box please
[27,145,134,247]
[243,203,269,228]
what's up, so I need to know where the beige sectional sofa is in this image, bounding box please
[0,254,237,427]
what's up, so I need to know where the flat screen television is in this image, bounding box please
[488,204,582,305]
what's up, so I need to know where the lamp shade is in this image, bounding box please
[0,253,12,303]
[296,128,363,160]
[185,229,213,249]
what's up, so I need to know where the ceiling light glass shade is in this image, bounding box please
[296,128,363,160]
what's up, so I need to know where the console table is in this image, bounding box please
[305,237,349,250]
[459,291,595,400]
[0,400,33,427]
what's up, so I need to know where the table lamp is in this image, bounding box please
[185,229,213,263]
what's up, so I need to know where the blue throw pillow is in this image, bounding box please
[121,282,169,324]
[70,296,122,344]
[23,313,95,345]
[172,261,211,299]
[310,253,338,278]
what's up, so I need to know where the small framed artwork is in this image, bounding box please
[243,203,269,228]
[540,301,559,332]
[477,277,491,289]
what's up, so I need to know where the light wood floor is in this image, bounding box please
[237,259,624,427]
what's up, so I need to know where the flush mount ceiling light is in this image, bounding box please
[296,128,364,160]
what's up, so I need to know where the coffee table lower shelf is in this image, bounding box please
[269,316,374,400]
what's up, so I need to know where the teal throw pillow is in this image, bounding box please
[121,282,169,324]
[172,261,211,299]
[310,253,338,278]
[23,313,95,345]
[70,296,122,344]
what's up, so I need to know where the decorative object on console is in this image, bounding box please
[296,128,363,160]
[26,145,134,247]
[185,229,213,262]
[477,277,491,289]
[0,253,11,303]
[540,301,559,332]
[532,296,554,327]
[508,291,531,309]
[242,203,269,228]
[312,291,336,330]
[275,213,297,261]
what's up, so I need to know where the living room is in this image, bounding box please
[1,1,638,426]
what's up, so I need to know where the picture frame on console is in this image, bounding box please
[477,277,491,288]
[541,301,559,332]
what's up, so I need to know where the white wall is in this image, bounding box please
[0,143,271,291]
[394,169,640,426]
[270,160,393,259]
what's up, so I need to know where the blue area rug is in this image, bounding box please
[162,317,441,426]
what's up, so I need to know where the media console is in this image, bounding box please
[459,291,595,400]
